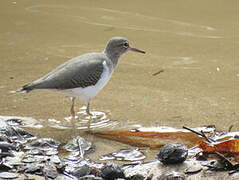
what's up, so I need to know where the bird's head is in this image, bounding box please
[104,37,145,65]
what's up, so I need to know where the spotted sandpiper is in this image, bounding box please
[16,37,145,126]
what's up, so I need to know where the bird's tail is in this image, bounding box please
[10,84,33,94]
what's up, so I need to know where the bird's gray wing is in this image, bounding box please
[24,54,105,90]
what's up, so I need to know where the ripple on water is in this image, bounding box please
[25,5,222,39]
[48,106,118,130]
[0,107,118,130]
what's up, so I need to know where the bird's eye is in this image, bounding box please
[123,42,129,48]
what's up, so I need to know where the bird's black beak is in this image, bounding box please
[129,47,146,54]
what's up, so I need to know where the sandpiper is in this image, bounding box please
[16,37,145,126]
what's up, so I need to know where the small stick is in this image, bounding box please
[183,126,215,143]
[152,69,164,76]
[228,125,233,132]
[77,139,84,159]
[200,130,216,143]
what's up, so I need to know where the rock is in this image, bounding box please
[6,118,23,126]
[0,172,18,179]
[23,163,43,174]
[0,142,18,156]
[63,136,92,158]
[12,126,35,142]
[43,164,58,179]
[100,148,145,162]
[0,123,35,144]
[202,160,226,171]
[71,164,91,178]
[78,175,103,180]
[157,144,188,165]
[100,164,125,180]
[127,174,147,180]
[50,155,61,164]
[25,138,60,151]
[184,163,202,174]
[159,171,185,180]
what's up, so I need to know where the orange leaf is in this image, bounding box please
[94,130,204,149]
[197,139,239,153]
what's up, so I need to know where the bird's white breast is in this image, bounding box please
[57,61,113,102]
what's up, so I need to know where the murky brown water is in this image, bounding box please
[1,0,239,161]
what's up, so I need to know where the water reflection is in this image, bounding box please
[0,107,118,130]
[50,106,118,130]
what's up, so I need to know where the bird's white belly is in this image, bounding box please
[55,61,112,102]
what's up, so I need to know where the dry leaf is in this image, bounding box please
[198,139,239,153]
[94,130,204,149]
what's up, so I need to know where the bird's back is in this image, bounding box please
[21,52,112,91]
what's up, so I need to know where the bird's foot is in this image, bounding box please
[86,110,93,116]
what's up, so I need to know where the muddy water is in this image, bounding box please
[1,0,239,161]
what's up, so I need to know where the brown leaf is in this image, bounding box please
[197,139,239,153]
[94,130,204,149]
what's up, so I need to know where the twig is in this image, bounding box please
[77,139,84,159]
[183,126,215,143]
[152,69,164,76]
[228,125,233,132]
[200,130,216,143]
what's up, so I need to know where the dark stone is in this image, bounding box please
[157,144,188,165]
[100,164,125,180]
[12,126,35,140]
[0,135,12,143]
[56,163,66,174]
[203,160,227,171]
[0,162,12,172]
[6,119,23,126]
[78,175,103,180]
[127,174,147,180]
[0,124,34,144]
[71,164,91,178]
[44,168,58,179]
[0,142,17,153]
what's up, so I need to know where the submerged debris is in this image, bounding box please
[157,143,188,165]
[25,138,60,152]
[63,136,92,158]
[1,116,239,179]
[0,120,35,144]
[100,148,145,162]
[159,171,185,180]
[70,164,91,178]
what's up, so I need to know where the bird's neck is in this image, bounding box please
[104,49,121,68]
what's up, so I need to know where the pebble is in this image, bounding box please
[25,138,60,151]
[157,143,188,165]
[100,148,145,162]
[100,164,125,180]
[0,172,18,179]
[159,171,185,180]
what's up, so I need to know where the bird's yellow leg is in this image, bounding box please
[70,97,76,129]
[86,101,93,129]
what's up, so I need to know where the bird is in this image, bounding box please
[16,37,145,127]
